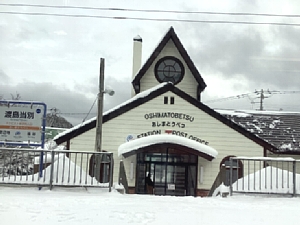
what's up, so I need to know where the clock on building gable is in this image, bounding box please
[154,56,185,84]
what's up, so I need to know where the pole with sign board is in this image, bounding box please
[0,101,47,177]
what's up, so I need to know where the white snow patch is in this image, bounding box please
[215,109,251,117]
[233,156,296,162]
[118,134,218,158]
[280,143,292,150]
[1,186,300,225]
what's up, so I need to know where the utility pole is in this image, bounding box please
[94,58,105,183]
[95,58,105,152]
[94,58,114,183]
[254,89,272,111]
[259,89,264,111]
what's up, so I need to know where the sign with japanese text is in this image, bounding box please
[0,101,47,145]
[132,111,209,145]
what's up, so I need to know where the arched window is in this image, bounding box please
[220,156,243,186]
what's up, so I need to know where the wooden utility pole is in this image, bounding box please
[95,58,105,152]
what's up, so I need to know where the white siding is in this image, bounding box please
[67,92,265,190]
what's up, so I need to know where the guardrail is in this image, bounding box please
[229,157,300,196]
[0,147,114,191]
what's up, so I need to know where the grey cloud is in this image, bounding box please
[182,24,300,90]
[0,77,131,125]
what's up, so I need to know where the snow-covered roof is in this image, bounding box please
[118,134,218,160]
[53,82,171,142]
[218,109,300,153]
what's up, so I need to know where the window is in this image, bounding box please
[170,97,175,104]
[164,96,168,104]
[163,96,175,104]
[154,56,185,84]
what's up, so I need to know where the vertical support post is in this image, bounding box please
[39,103,47,179]
[94,58,105,183]
[109,153,114,192]
[49,150,55,190]
[95,58,105,153]
[293,160,296,197]
[229,158,233,196]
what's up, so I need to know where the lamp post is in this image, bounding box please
[94,58,114,183]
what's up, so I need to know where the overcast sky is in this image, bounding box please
[1,0,300,125]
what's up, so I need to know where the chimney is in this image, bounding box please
[132,35,142,97]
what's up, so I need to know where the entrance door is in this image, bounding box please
[136,151,197,196]
[151,164,186,196]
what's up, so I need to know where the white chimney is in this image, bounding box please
[132,35,142,97]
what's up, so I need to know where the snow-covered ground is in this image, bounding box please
[0,186,299,225]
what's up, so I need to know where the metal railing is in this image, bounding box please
[229,157,300,196]
[0,147,114,191]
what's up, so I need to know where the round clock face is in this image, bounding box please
[154,56,184,84]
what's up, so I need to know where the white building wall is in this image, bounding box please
[67,91,264,190]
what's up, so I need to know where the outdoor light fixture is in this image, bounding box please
[104,86,115,96]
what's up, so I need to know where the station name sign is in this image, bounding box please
[0,101,47,145]
[144,112,194,122]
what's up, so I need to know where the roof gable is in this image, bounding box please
[54,83,276,153]
[132,27,206,94]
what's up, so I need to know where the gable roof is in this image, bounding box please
[218,110,300,155]
[54,82,277,153]
[132,27,206,94]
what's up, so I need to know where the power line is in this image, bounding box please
[1,3,300,18]
[206,90,300,111]
[82,96,97,122]
[206,90,300,103]
[2,11,300,26]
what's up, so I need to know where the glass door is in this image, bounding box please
[136,151,197,196]
[153,164,165,195]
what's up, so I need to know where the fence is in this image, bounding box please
[0,147,114,191]
[229,157,300,196]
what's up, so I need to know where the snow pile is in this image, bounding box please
[232,166,300,194]
[213,183,230,197]
[2,154,107,187]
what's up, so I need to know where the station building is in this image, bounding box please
[54,27,296,196]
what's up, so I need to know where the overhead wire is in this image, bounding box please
[1,3,300,18]
[81,96,97,122]
[205,90,300,103]
[1,3,300,26]
[1,11,300,26]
